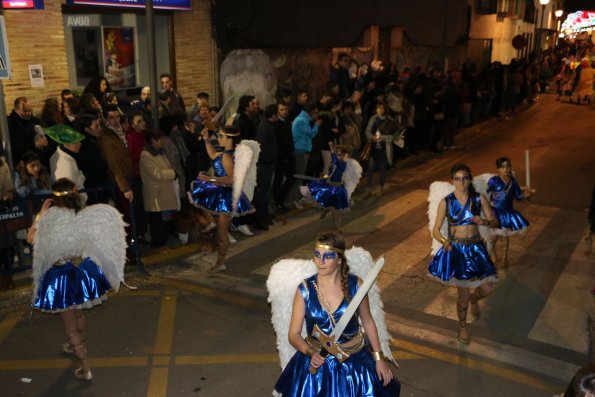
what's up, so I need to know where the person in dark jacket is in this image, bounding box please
[232,95,258,140]
[272,102,295,212]
[254,104,278,230]
[74,112,109,204]
[8,97,47,167]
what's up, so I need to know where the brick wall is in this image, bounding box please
[0,0,216,115]
[172,0,216,107]
[1,0,70,114]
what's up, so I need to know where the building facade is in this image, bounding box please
[0,0,216,113]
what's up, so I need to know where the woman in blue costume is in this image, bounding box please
[486,157,531,268]
[428,164,498,344]
[274,232,400,397]
[188,126,254,273]
[301,143,362,230]
[28,178,127,381]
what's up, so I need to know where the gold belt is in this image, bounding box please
[306,328,365,356]
[53,256,84,267]
[450,236,483,244]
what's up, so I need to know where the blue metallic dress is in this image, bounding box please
[274,274,401,397]
[305,153,350,211]
[427,193,498,288]
[33,257,112,312]
[188,151,254,216]
[487,176,529,236]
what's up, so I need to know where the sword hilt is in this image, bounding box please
[308,347,329,374]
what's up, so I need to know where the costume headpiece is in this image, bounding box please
[44,124,85,145]
[500,161,511,168]
[52,185,77,197]
[315,242,345,254]
[219,130,240,137]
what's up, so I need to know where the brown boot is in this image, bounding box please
[456,304,470,344]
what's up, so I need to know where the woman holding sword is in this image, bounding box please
[271,231,400,396]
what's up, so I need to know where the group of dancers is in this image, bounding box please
[28,121,531,395]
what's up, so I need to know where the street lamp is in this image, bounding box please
[537,0,550,54]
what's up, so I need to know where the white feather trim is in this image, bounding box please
[472,173,494,195]
[428,181,454,255]
[32,204,128,303]
[233,140,260,212]
[473,173,495,250]
[343,159,363,200]
[266,246,395,370]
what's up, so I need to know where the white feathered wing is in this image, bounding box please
[428,181,454,255]
[233,140,260,213]
[31,204,128,302]
[343,158,363,200]
[266,246,396,370]
[473,173,495,249]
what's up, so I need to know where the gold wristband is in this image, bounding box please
[33,213,41,224]
[209,178,216,183]
[371,351,383,361]
[306,346,317,358]
[439,236,449,245]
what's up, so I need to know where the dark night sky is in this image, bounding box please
[564,0,595,12]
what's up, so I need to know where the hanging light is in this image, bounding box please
[539,0,550,5]
[555,10,563,18]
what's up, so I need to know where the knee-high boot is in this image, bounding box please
[456,304,470,344]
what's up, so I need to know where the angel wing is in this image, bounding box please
[472,173,494,196]
[345,247,396,366]
[77,204,128,292]
[31,204,128,301]
[266,258,316,369]
[428,181,454,255]
[266,246,395,369]
[342,158,363,200]
[32,207,77,302]
[473,173,495,250]
[232,140,260,212]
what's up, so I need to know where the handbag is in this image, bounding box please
[393,129,406,149]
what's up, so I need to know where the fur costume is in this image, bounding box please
[266,246,396,370]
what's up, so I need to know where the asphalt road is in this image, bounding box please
[0,92,593,397]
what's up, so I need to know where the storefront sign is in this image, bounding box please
[67,0,191,10]
[0,16,10,80]
[2,0,44,9]
[66,15,91,26]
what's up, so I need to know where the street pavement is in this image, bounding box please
[0,92,593,397]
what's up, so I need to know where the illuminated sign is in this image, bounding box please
[67,0,191,10]
[2,0,44,9]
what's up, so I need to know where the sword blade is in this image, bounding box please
[330,257,385,339]
[293,174,319,182]
[212,95,235,124]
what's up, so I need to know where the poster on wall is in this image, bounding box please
[102,27,136,89]
[28,64,44,87]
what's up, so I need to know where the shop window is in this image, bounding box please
[476,0,497,14]
[72,28,102,87]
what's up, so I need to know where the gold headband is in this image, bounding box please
[52,188,77,197]
[315,243,344,254]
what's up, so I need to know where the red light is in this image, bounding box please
[2,0,35,8]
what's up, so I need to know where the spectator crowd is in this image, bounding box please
[0,44,593,290]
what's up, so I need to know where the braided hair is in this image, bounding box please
[316,231,351,302]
